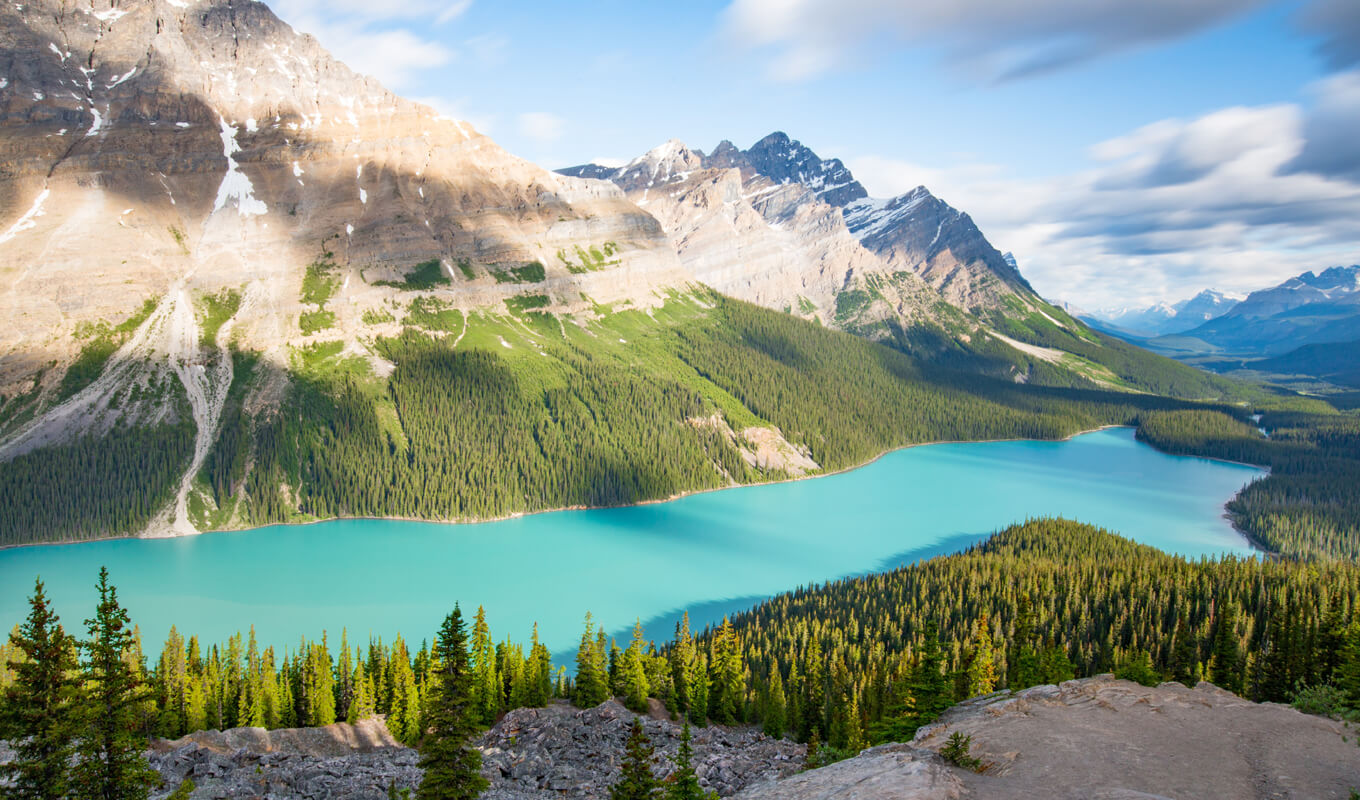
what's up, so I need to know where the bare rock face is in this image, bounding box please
[734,743,963,800]
[560,131,1044,341]
[740,676,1360,800]
[561,136,942,338]
[0,0,688,427]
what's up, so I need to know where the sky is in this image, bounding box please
[268,0,1360,311]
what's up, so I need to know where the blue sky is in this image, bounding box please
[272,0,1360,309]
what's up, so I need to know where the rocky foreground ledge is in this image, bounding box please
[5,676,1355,799]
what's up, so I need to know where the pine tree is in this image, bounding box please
[574,612,609,708]
[610,718,660,800]
[1170,615,1198,687]
[621,619,651,713]
[1006,595,1041,690]
[0,578,80,800]
[470,607,500,726]
[800,636,825,742]
[348,654,376,723]
[707,618,744,725]
[1037,637,1074,684]
[1208,603,1243,694]
[965,614,996,697]
[336,629,354,722]
[155,626,188,737]
[762,663,786,740]
[72,567,158,800]
[417,606,488,800]
[527,624,552,707]
[388,636,420,745]
[1336,623,1360,706]
[665,723,705,800]
[670,614,695,717]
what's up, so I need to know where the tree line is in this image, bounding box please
[1137,408,1360,560]
[7,520,1359,795]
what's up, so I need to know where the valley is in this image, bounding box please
[1,1,1358,798]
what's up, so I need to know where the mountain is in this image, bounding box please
[1171,266,1360,355]
[0,1,1249,547]
[1088,289,1241,337]
[1250,339,1360,387]
[0,0,693,535]
[560,132,1038,332]
[560,134,1248,397]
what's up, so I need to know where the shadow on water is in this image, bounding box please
[553,529,995,666]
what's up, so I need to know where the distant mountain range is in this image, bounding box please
[1077,266,1360,386]
[1087,290,1243,337]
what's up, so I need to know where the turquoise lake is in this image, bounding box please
[0,428,1264,659]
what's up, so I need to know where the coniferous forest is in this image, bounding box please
[5,520,1359,783]
[2,293,1356,562]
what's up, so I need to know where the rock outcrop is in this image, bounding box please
[738,676,1360,800]
[135,700,803,799]
[10,680,1354,799]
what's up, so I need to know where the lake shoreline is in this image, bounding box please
[0,424,1271,555]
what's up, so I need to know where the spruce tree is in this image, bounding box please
[762,664,786,740]
[1170,615,1198,687]
[665,723,705,800]
[1209,603,1243,694]
[621,620,651,713]
[1337,623,1360,706]
[574,612,609,708]
[669,614,695,717]
[0,578,80,800]
[417,605,488,800]
[707,618,744,725]
[527,623,553,707]
[470,607,500,725]
[610,718,660,800]
[73,567,158,800]
[348,655,376,723]
[965,614,996,697]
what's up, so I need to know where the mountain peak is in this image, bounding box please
[709,132,868,207]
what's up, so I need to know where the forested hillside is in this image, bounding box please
[5,520,1356,761]
[0,293,1255,547]
[1137,408,1360,559]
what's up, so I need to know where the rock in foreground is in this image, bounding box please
[140,700,802,799]
[738,675,1359,800]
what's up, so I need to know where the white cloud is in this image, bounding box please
[269,1,468,89]
[847,81,1360,308]
[517,112,566,144]
[721,0,1347,82]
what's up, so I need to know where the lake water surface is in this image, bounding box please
[0,428,1264,658]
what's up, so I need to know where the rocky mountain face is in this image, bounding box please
[560,132,1046,341]
[1173,266,1360,354]
[0,0,690,533]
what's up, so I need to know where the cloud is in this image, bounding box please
[847,90,1360,308]
[1297,0,1360,69]
[268,0,467,89]
[721,0,1268,81]
[1284,70,1360,182]
[517,112,566,144]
